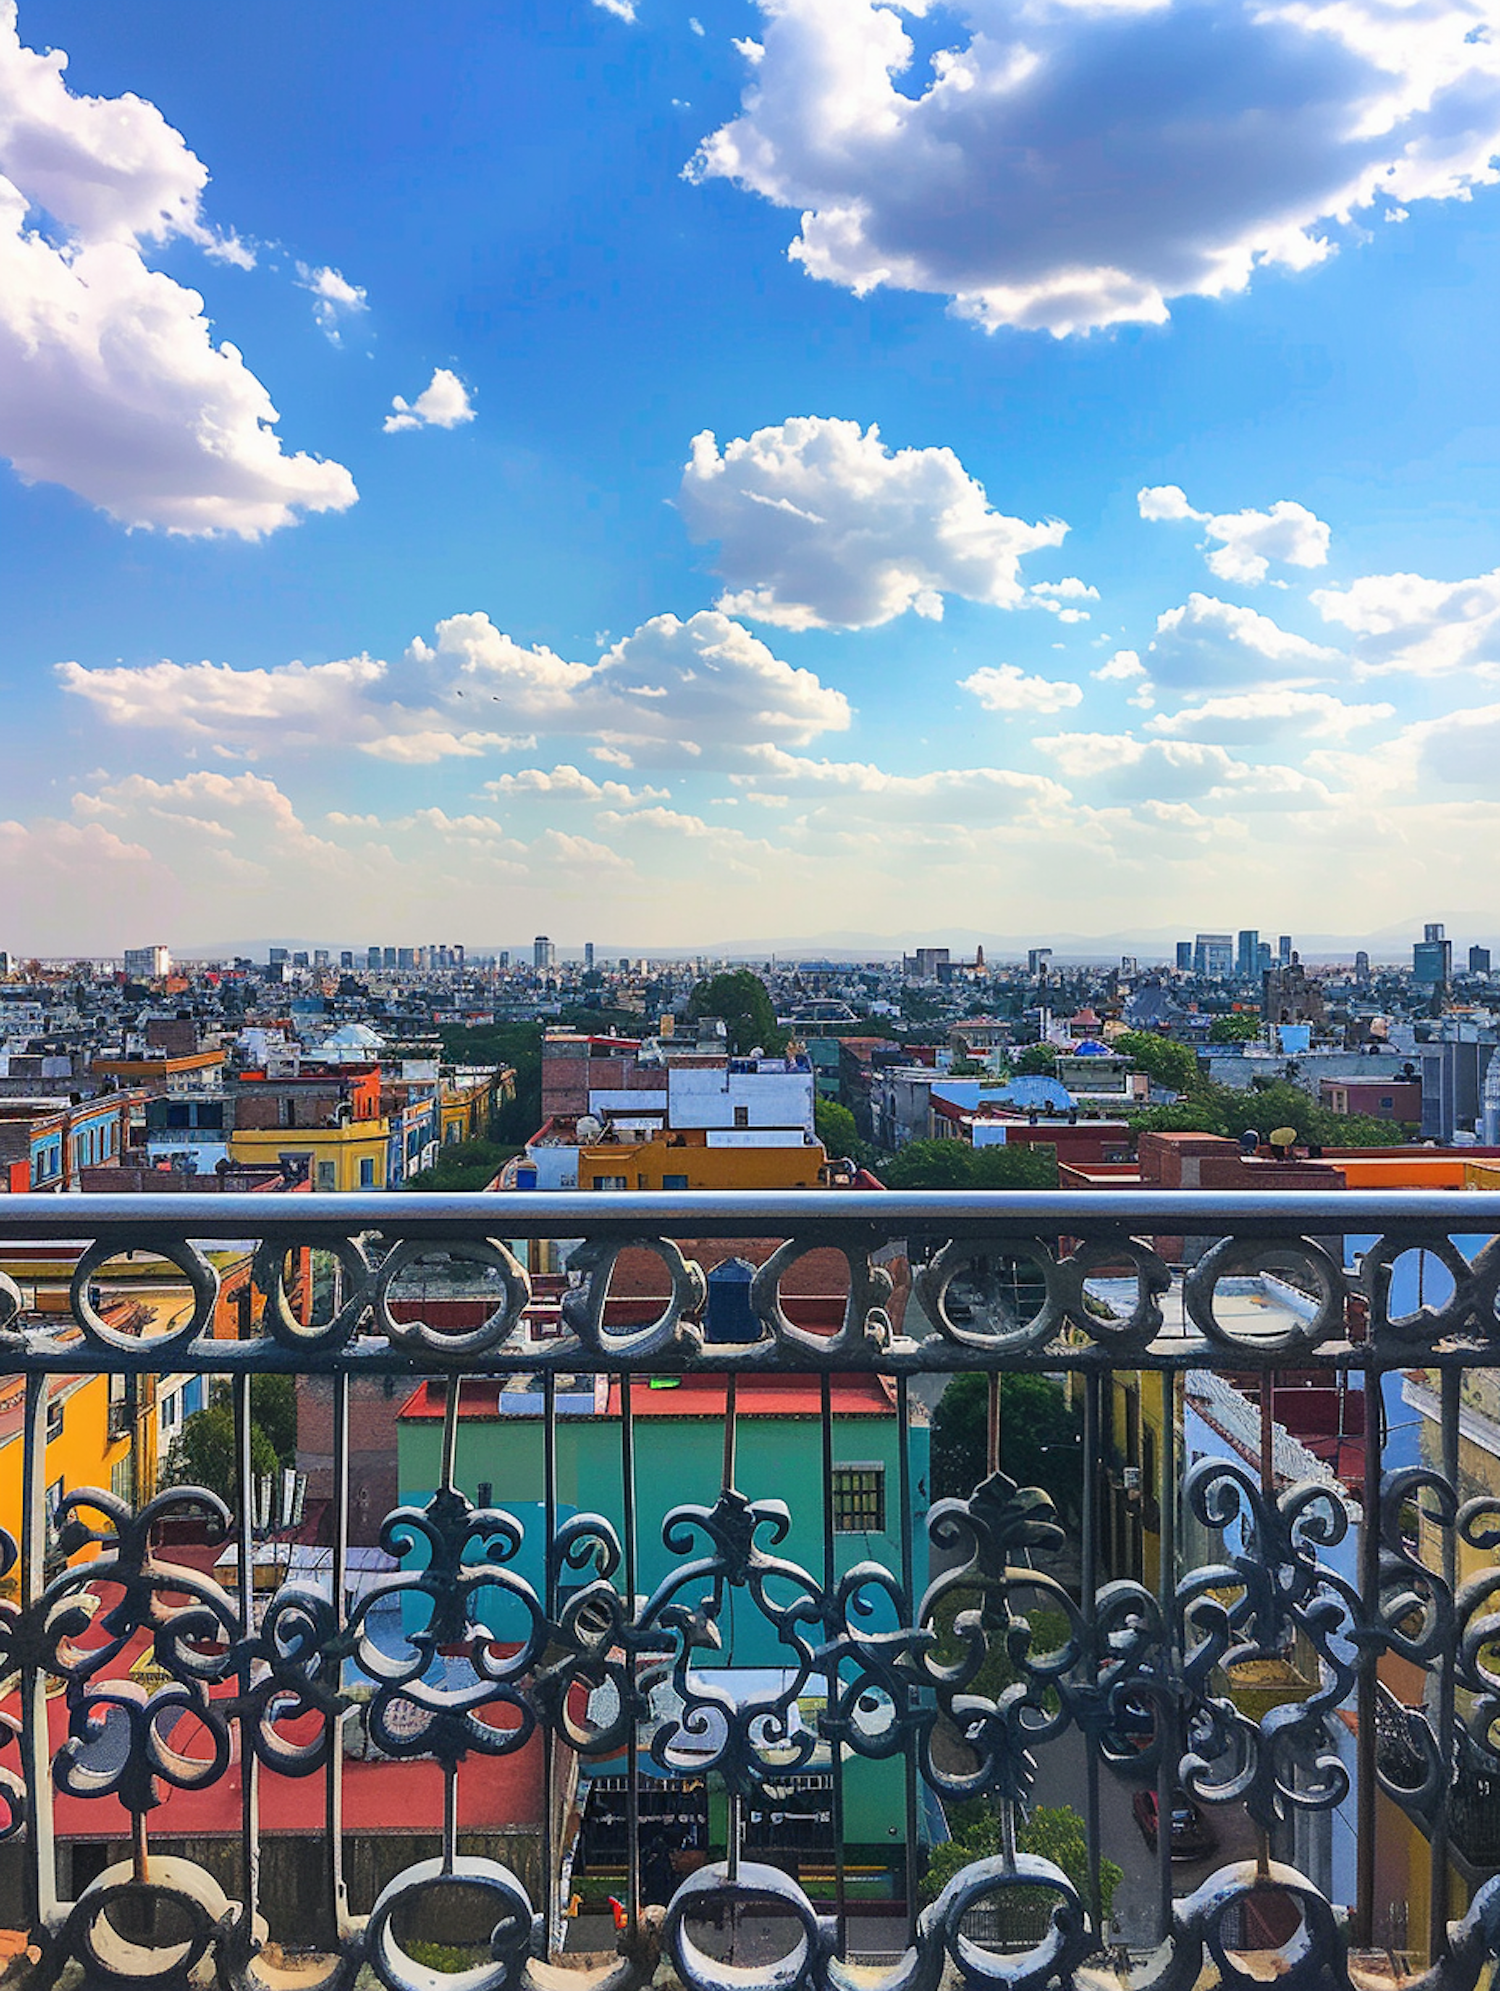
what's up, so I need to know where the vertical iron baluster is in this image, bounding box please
[440,1376,462,1875]
[621,1370,640,1932]
[1153,1371,1177,1943]
[820,1373,849,1955]
[541,1371,557,1955]
[1081,1370,1103,1947]
[896,1374,919,1942]
[987,1372,1001,1479]
[722,1371,741,1887]
[1428,1363,1460,1961]
[1256,1367,1277,1879]
[234,1370,260,1959]
[1355,1355,1381,1948]
[326,1370,350,1941]
[20,1374,56,1926]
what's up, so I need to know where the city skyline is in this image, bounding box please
[2,0,1498,949]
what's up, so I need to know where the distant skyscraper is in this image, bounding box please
[1175,941,1193,972]
[1278,935,1292,967]
[382,947,397,970]
[1193,934,1233,978]
[314,949,330,968]
[367,946,381,970]
[534,935,555,972]
[1355,949,1371,984]
[584,942,595,972]
[123,945,171,979]
[1471,946,1492,976]
[1257,942,1273,972]
[1026,947,1052,977]
[1236,929,1259,979]
[1414,922,1452,987]
[497,951,510,970]
[340,951,355,971]
[269,948,289,966]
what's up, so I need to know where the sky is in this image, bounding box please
[1,0,1498,956]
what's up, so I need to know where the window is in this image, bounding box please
[316,1160,337,1190]
[359,1157,376,1188]
[161,1393,180,1430]
[831,1464,885,1533]
[46,1393,64,1441]
[1380,1096,1394,1111]
[592,1174,629,1190]
[662,1173,689,1190]
[733,1105,750,1128]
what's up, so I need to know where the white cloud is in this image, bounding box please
[593,0,638,18]
[1148,593,1341,687]
[60,610,851,771]
[384,367,476,433]
[687,0,1500,335]
[0,5,356,536]
[1029,576,1098,620]
[731,746,1069,820]
[418,608,852,762]
[1093,648,1146,682]
[1311,566,1500,678]
[1146,687,1394,742]
[960,663,1083,714]
[295,263,368,342]
[679,417,1065,628]
[1138,484,1331,584]
[482,765,670,804]
[1033,730,1332,806]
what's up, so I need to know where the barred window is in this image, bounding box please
[832,1463,885,1533]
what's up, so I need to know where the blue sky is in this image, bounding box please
[1,0,1498,953]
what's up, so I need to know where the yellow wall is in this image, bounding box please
[579,1133,828,1191]
[230,1120,389,1189]
[0,1373,133,1581]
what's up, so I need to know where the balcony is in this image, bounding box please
[0,1186,1499,1990]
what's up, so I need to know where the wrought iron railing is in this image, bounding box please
[1,1188,1499,1991]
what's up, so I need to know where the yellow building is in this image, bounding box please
[229,1118,389,1190]
[577,1127,830,1192]
[440,1065,514,1147]
[0,1372,134,1585]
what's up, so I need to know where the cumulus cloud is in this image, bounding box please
[679,417,1065,628]
[1138,485,1331,583]
[384,367,475,433]
[1311,566,1500,677]
[592,0,638,18]
[295,263,368,342]
[417,608,852,763]
[731,745,1069,820]
[1146,687,1394,742]
[1093,649,1146,682]
[0,5,356,535]
[60,611,851,770]
[482,766,670,804]
[1148,593,1341,687]
[1033,730,1332,807]
[960,663,1083,715]
[688,0,1500,335]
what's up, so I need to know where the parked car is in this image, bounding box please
[1131,1789,1216,1859]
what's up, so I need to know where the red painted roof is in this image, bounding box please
[4,1622,545,1841]
[399,1372,895,1421]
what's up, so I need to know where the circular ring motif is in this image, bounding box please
[1362,1232,1477,1344]
[750,1238,892,1360]
[253,1230,373,1352]
[917,1240,1063,1354]
[363,1855,536,1991]
[925,1852,1092,1991]
[665,1861,824,1991]
[1183,1235,1345,1357]
[1053,1234,1170,1352]
[70,1238,219,1356]
[562,1237,705,1362]
[68,1856,230,1987]
[373,1238,530,1361]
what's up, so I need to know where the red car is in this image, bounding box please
[1131,1789,1216,1860]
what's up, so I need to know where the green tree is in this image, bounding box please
[1011,1043,1058,1074]
[880,1141,1059,1191]
[164,1382,285,1492]
[814,1098,860,1159]
[1112,1030,1200,1094]
[1209,1013,1262,1043]
[686,970,786,1054]
[408,1138,521,1191]
[436,1023,543,1142]
[922,1804,1122,1919]
[930,1372,1084,1515]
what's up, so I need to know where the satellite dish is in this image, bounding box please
[1269,1126,1297,1150]
[576,1115,604,1143]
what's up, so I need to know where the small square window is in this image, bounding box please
[316,1160,337,1190]
[733,1106,750,1128]
[662,1173,689,1190]
[831,1464,885,1533]
[359,1157,376,1188]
